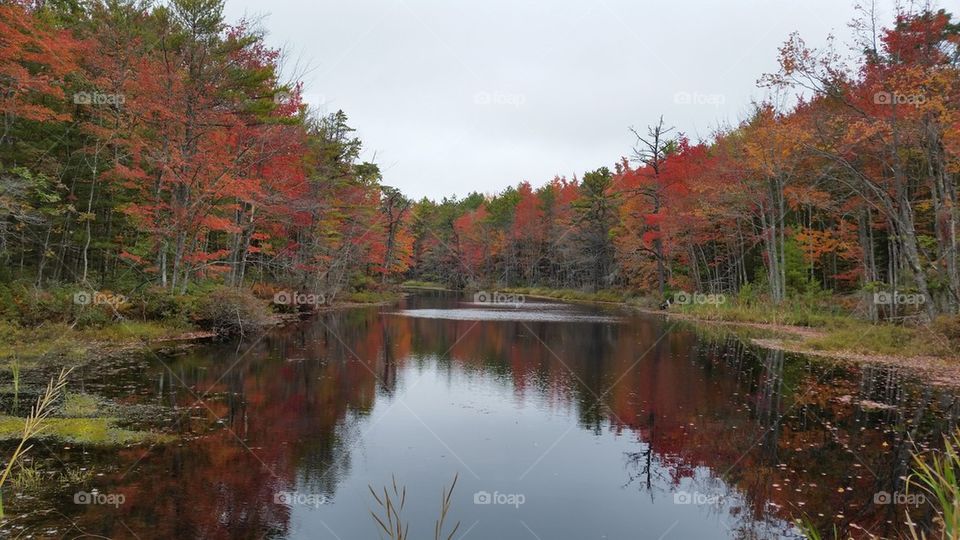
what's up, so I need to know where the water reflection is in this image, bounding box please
[3,291,957,539]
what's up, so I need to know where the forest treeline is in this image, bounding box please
[407,5,960,321]
[0,0,958,324]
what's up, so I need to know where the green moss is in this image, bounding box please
[0,415,170,445]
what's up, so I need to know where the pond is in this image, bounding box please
[3,291,959,539]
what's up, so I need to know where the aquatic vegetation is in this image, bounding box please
[61,392,99,417]
[11,463,44,491]
[58,465,92,485]
[794,519,835,540]
[0,386,167,447]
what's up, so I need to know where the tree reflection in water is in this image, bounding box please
[6,293,957,539]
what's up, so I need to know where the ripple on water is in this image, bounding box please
[459,301,569,310]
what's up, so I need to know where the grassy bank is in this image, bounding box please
[341,289,406,304]
[400,280,450,291]
[0,319,197,367]
[502,286,657,307]
[672,301,959,359]
[0,281,407,366]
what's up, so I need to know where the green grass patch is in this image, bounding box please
[673,302,854,328]
[401,280,448,290]
[0,322,87,362]
[0,415,169,445]
[12,464,44,490]
[76,320,188,342]
[344,290,403,304]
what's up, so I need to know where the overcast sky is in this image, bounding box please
[223,0,879,200]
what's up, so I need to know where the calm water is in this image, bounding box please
[4,291,959,539]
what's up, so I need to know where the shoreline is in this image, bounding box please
[7,287,958,389]
[504,289,960,389]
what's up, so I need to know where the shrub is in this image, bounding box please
[735,282,759,307]
[351,272,377,292]
[191,286,272,338]
[250,282,279,301]
[133,286,196,324]
[13,285,74,326]
[11,284,122,328]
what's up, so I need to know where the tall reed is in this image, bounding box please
[369,474,460,540]
[369,475,409,540]
[434,473,459,540]
[9,359,20,413]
